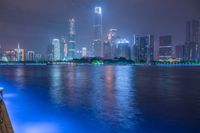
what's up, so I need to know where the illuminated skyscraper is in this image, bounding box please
[175,45,185,61]
[47,44,54,61]
[93,7,103,57]
[68,18,76,60]
[103,41,112,59]
[159,36,173,61]
[0,45,2,61]
[107,29,119,58]
[116,39,131,60]
[108,29,118,43]
[60,37,66,60]
[27,51,35,61]
[17,43,21,61]
[3,50,16,61]
[14,44,25,62]
[82,47,87,57]
[185,20,199,61]
[133,35,154,63]
[64,44,68,60]
[52,39,60,61]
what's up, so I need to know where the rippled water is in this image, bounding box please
[0,65,200,133]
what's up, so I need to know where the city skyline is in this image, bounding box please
[0,0,200,53]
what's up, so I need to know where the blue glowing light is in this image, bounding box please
[95,7,102,14]
[117,39,130,44]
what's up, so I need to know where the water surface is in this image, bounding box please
[0,65,200,133]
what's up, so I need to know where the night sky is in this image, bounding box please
[0,0,199,53]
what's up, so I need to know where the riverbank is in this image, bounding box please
[0,62,200,66]
[0,101,14,133]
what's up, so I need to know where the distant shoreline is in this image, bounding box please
[0,62,200,66]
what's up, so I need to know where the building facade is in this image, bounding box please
[52,39,60,61]
[116,39,130,60]
[185,20,200,61]
[60,37,67,61]
[133,35,154,63]
[68,19,76,60]
[159,36,173,61]
[0,45,2,61]
[93,7,103,57]
[3,50,16,61]
[82,47,87,57]
[175,45,185,61]
[107,29,119,58]
[103,41,112,59]
[27,51,35,61]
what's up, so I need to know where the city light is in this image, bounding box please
[117,39,130,44]
[95,7,102,14]
[0,1,200,133]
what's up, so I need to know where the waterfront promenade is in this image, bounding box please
[0,89,14,133]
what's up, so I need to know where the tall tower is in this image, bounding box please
[67,18,76,60]
[93,6,103,57]
[17,43,21,62]
[185,20,199,61]
[60,37,66,60]
[52,39,60,61]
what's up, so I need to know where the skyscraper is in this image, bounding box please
[82,47,87,57]
[67,18,76,60]
[107,29,119,58]
[175,45,185,61]
[60,37,67,61]
[14,44,25,62]
[17,43,21,62]
[0,45,2,61]
[185,20,199,61]
[133,35,154,63]
[116,39,130,60]
[108,29,118,43]
[103,41,112,59]
[64,44,68,60]
[93,7,103,57]
[52,39,60,61]
[159,36,173,61]
[27,51,35,61]
[47,43,54,61]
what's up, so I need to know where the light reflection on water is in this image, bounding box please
[0,65,200,133]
